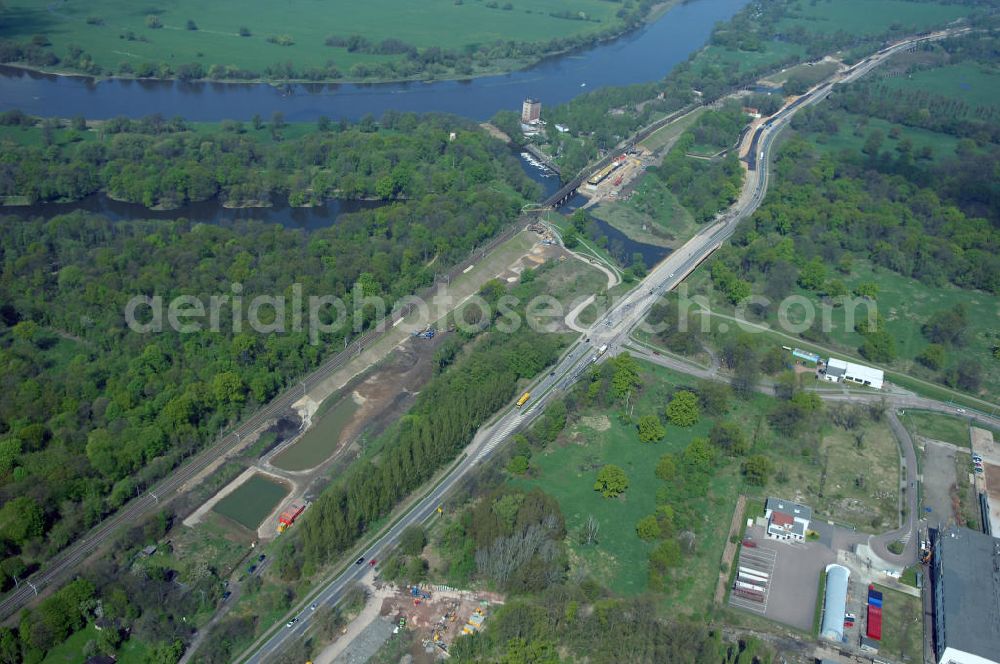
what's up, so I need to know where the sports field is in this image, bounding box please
[0,0,622,78]
[212,473,289,530]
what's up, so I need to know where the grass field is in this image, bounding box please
[271,396,359,471]
[762,60,839,87]
[806,110,962,163]
[212,473,289,530]
[901,410,970,447]
[691,41,806,80]
[685,255,1000,400]
[639,107,706,153]
[589,173,701,250]
[777,0,970,37]
[884,61,1000,109]
[512,361,751,614]
[953,451,981,529]
[872,584,923,662]
[0,0,621,78]
[762,420,900,531]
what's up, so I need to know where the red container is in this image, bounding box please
[866,605,882,640]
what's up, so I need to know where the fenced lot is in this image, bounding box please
[729,525,836,632]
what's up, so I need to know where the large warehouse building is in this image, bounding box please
[820,564,851,643]
[931,527,1000,664]
[820,357,884,389]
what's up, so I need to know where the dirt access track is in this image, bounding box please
[190,229,560,541]
[293,229,538,426]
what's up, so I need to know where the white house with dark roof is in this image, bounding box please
[765,497,812,541]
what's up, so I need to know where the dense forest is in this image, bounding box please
[0,140,529,586]
[0,111,539,208]
[193,301,567,663]
[0,275,566,663]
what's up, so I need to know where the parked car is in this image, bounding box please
[258,554,266,562]
[248,565,257,574]
[222,591,232,601]
[972,454,983,462]
[741,539,757,548]
[370,559,378,566]
[975,467,984,474]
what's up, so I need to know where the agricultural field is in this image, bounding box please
[589,173,701,249]
[0,0,623,79]
[776,0,971,37]
[212,473,289,530]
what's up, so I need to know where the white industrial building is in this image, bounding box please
[820,564,851,642]
[820,357,884,389]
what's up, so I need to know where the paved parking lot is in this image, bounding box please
[922,440,961,526]
[730,525,837,631]
[729,546,776,615]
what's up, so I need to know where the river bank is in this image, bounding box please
[0,0,748,121]
[0,1,685,87]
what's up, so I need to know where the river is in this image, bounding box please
[0,0,747,121]
[2,0,741,262]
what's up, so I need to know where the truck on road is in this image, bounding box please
[516,392,531,408]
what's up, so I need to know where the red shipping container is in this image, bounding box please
[866,605,882,640]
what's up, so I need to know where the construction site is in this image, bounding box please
[318,582,505,663]
[580,149,651,206]
[378,584,504,659]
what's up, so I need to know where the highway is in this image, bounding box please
[239,29,978,663]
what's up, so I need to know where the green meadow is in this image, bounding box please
[884,61,1000,109]
[0,0,621,77]
[511,362,747,612]
[777,0,971,37]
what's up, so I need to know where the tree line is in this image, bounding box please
[0,138,528,586]
[0,111,539,209]
[0,0,659,83]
